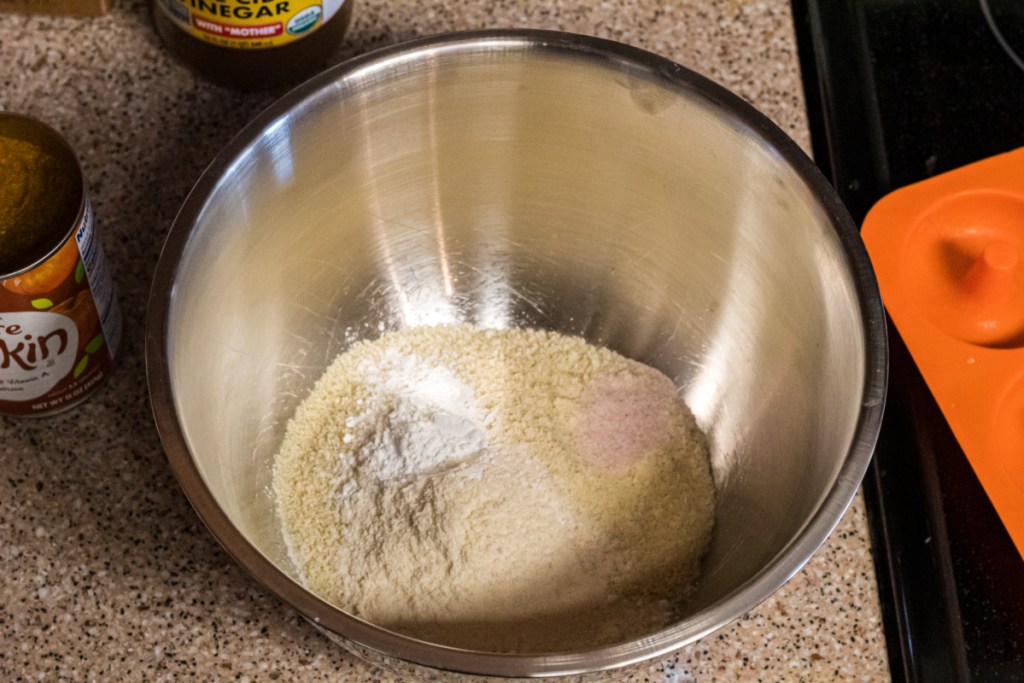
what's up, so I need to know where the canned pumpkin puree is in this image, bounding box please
[0,114,122,416]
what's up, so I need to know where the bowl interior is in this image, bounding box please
[159,35,873,661]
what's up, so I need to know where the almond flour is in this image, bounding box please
[272,324,715,653]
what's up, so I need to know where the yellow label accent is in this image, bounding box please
[85,333,105,355]
[73,355,89,379]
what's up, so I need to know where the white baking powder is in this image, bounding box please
[341,349,487,486]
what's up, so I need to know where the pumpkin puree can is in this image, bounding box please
[0,113,122,416]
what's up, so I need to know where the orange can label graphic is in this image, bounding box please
[0,201,122,415]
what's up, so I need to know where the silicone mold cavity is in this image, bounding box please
[906,190,1024,347]
[994,375,1024,494]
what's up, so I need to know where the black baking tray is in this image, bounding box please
[791,1,1024,681]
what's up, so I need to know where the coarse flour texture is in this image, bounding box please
[272,325,715,653]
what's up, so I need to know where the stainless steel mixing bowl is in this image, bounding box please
[146,30,887,680]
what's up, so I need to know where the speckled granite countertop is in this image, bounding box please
[0,1,890,680]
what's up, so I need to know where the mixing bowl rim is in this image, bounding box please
[145,28,888,678]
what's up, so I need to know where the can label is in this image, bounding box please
[0,201,122,415]
[156,0,346,49]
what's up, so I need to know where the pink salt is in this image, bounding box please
[575,367,677,468]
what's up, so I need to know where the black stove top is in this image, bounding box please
[792,1,1024,681]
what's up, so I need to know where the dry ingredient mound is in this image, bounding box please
[272,324,715,653]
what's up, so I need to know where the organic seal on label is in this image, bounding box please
[0,114,122,417]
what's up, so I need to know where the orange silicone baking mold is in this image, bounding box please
[863,147,1024,560]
